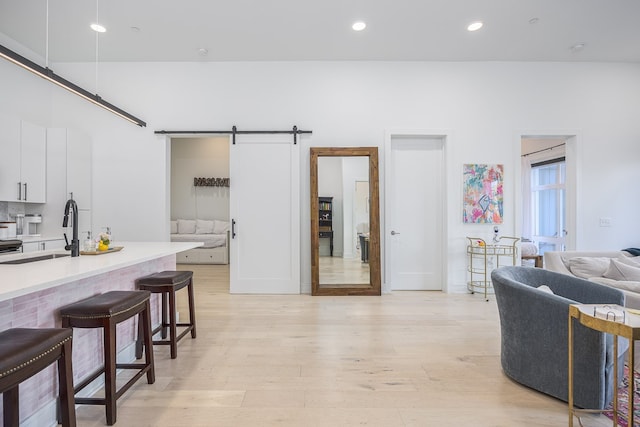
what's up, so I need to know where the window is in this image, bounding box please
[530,158,566,254]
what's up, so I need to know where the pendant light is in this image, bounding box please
[0,0,146,127]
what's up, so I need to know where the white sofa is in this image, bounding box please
[544,250,640,308]
[170,219,230,264]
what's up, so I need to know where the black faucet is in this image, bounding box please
[62,198,80,257]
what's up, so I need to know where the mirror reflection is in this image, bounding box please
[317,156,370,287]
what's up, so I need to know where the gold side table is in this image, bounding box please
[568,304,640,427]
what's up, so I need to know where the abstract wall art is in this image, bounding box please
[463,164,503,224]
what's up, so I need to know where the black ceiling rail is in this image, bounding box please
[154,126,312,145]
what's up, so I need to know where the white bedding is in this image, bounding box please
[170,233,227,249]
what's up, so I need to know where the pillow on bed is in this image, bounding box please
[213,220,230,234]
[170,220,178,234]
[196,219,215,234]
[177,219,196,234]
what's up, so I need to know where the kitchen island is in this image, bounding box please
[0,241,201,425]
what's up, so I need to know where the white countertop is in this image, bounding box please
[0,241,202,302]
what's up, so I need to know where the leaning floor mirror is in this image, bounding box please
[310,147,381,296]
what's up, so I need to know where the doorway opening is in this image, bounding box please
[519,135,577,260]
[170,136,231,292]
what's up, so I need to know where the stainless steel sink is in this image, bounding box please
[0,253,71,265]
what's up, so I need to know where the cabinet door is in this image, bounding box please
[20,121,47,202]
[66,129,92,210]
[22,242,39,253]
[43,239,65,250]
[0,113,22,201]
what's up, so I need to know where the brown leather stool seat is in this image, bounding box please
[60,291,155,426]
[135,271,196,359]
[0,328,75,427]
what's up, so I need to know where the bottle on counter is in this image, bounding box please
[84,231,96,252]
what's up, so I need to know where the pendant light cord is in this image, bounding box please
[95,0,99,95]
[45,0,49,68]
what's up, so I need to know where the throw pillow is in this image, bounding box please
[536,285,554,294]
[196,219,214,234]
[567,257,611,279]
[177,219,196,234]
[170,220,177,234]
[617,255,640,267]
[603,259,640,282]
[213,220,230,234]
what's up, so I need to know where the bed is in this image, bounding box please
[170,219,229,264]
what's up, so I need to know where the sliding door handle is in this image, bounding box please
[232,219,236,239]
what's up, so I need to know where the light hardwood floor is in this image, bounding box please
[75,264,613,426]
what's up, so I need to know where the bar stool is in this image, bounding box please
[135,271,196,359]
[60,291,155,426]
[0,328,75,427]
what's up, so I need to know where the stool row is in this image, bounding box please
[0,270,196,426]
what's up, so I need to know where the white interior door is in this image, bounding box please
[387,135,444,291]
[229,134,300,294]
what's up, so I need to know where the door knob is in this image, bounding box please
[390,230,400,235]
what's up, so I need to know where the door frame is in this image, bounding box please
[384,130,450,293]
[514,131,581,252]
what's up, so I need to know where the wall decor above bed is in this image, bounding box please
[193,177,230,187]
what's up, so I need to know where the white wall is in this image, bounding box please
[2,45,640,292]
[171,137,230,221]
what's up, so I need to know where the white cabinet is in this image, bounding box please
[0,114,21,201]
[22,239,65,253]
[47,128,92,210]
[176,247,229,264]
[45,128,92,238]
[0,114,46,202]
[20,121,47,202]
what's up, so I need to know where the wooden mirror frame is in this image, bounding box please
[310,147,381,296]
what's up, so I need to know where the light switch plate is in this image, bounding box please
[599,217,612,227]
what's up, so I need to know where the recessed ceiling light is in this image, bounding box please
[130,26,141,33]
[197,48,209,56]
[90,23,106,33]
[467,22,483,32]
[352,21,366,31]
[529,17,540,25]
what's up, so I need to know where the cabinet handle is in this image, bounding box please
[17,182,21,200]
[23,183,27,201]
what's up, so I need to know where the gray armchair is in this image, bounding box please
[491,266,626,409]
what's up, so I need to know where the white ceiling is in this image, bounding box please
[1,0,639,63]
